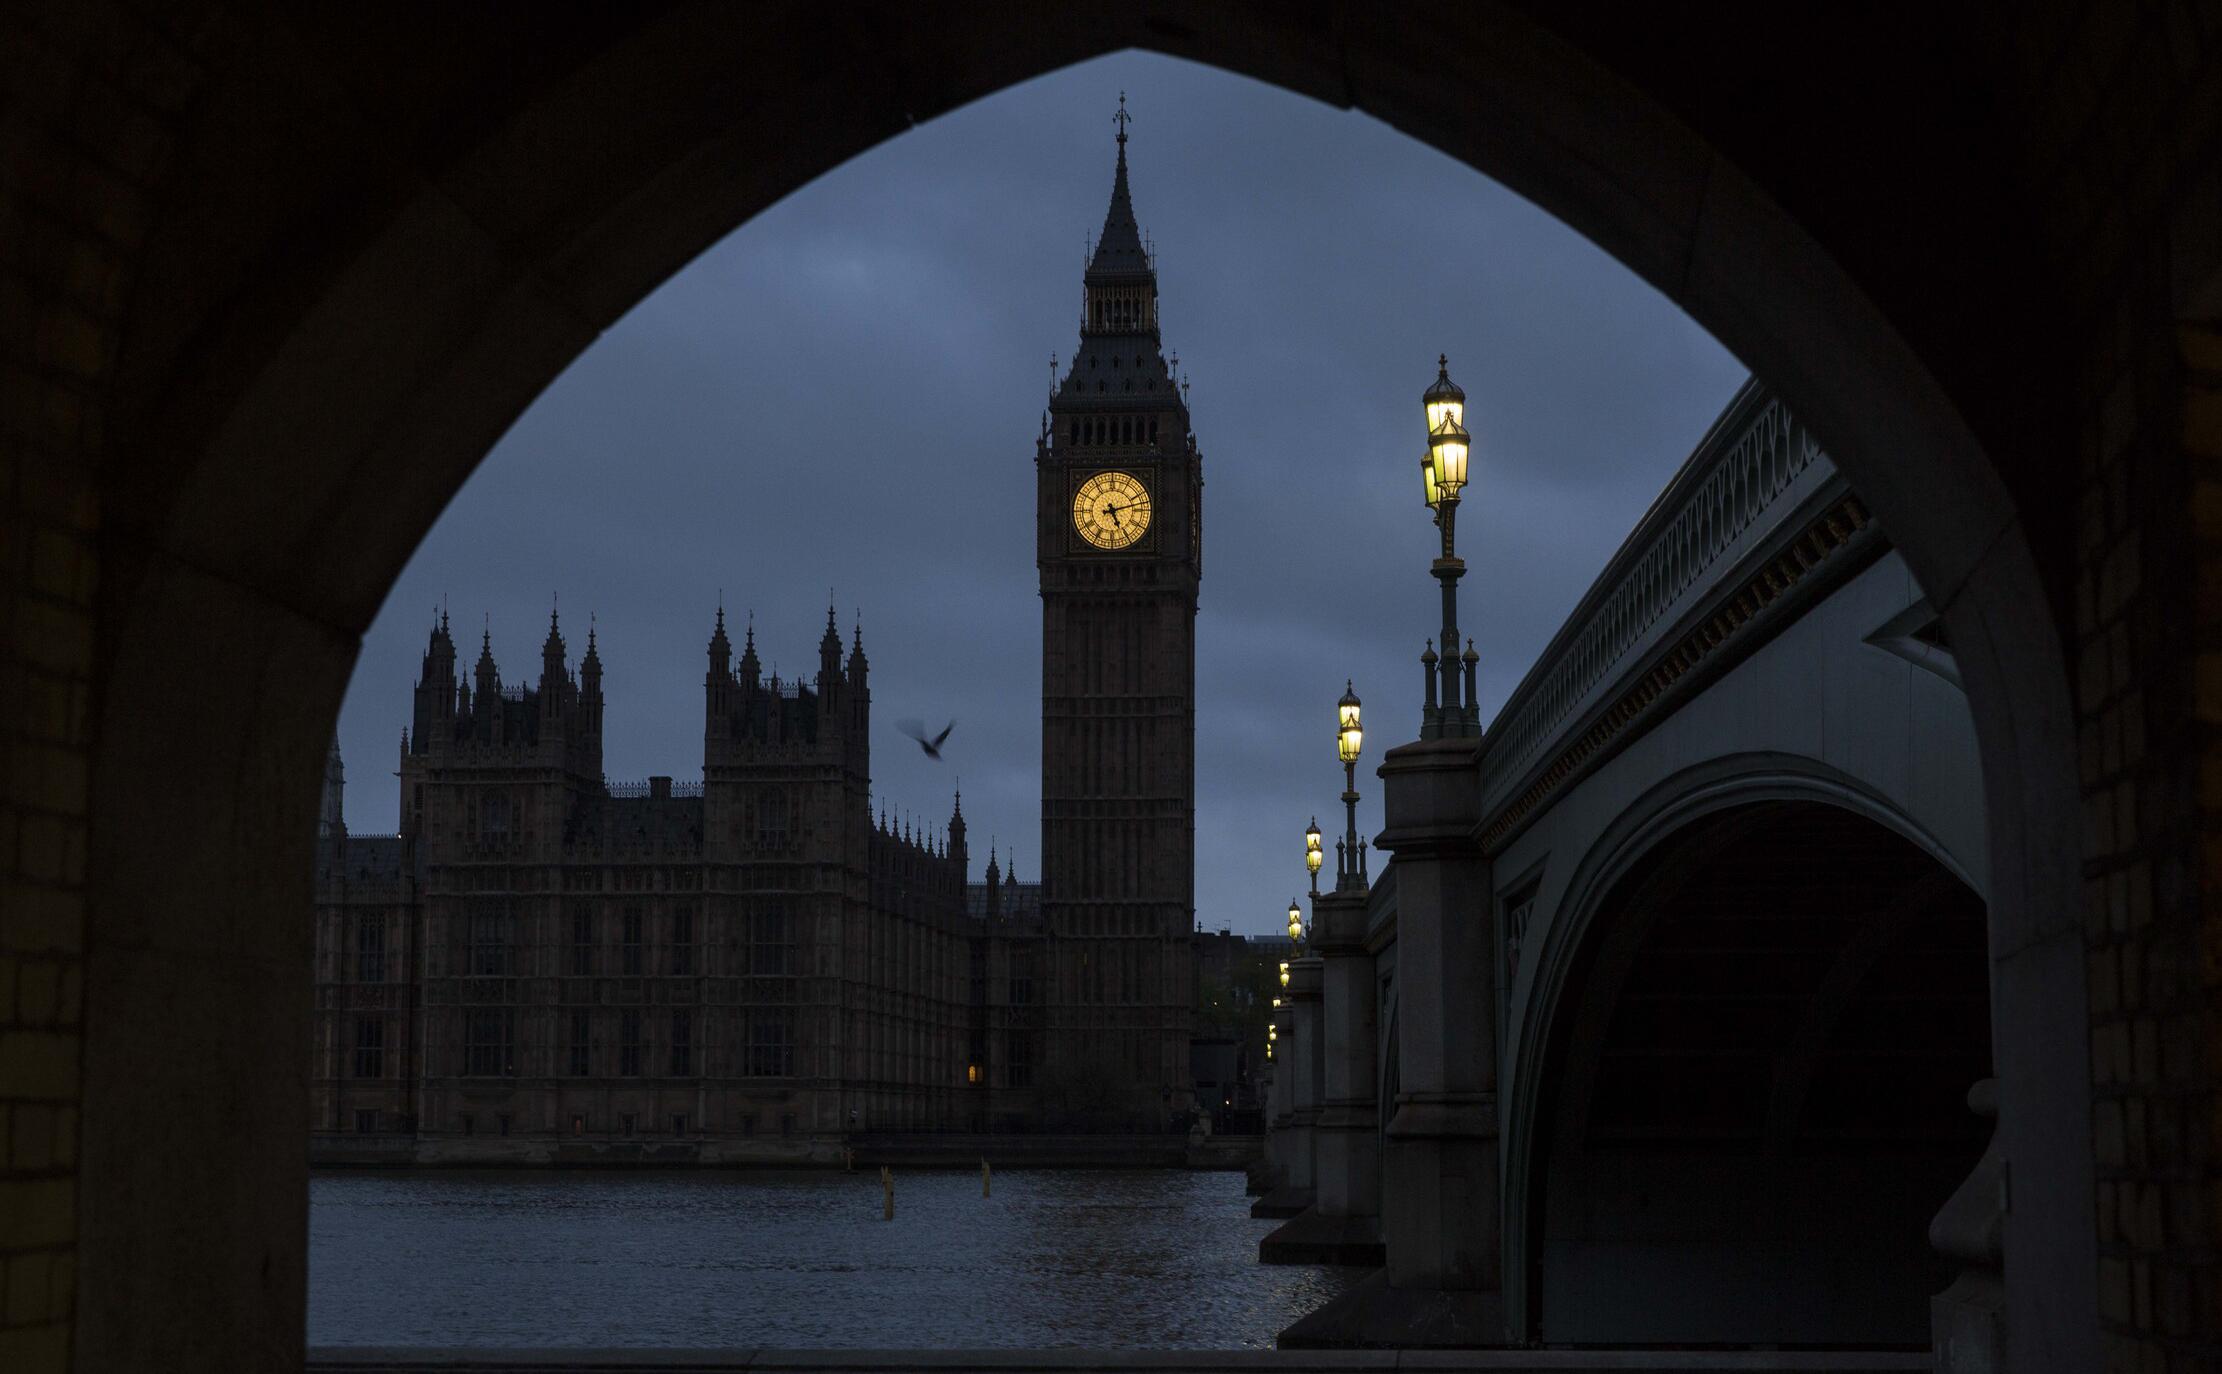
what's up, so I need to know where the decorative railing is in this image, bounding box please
[1479,381,1834,809]
[604,779,705,799]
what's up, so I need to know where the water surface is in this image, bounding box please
[309,1168,1358,1348]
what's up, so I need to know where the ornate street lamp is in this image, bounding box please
[1304,817,1323,896]
[1336,682,1366,891]
[1287,897,1305,948]
[1421,356,1479,738]
[1279,960,1291,989]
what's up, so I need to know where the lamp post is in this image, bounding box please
[1337,682,1366,891]
[1288,897,1305,950]
[1304,817,1323,897]
[1421,356,1478,739]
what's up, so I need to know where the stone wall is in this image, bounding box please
[2037,7,2222,1367]
[0,7,200,1368]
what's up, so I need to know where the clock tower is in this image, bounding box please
[1034,103,1201,1126]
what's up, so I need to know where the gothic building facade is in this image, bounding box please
[309,115,1201,1156]
[312,609,1056,1158]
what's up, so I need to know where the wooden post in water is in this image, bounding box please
[982,1158,991,1198]
[881,1165,894,1221]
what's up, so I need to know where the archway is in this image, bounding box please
[26,8,2099,1367]
[1526,800,1991,1346]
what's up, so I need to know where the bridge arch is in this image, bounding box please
[1512,793,1992,1345]
[13,7,2111,1364]
[1503,750,1986,1334]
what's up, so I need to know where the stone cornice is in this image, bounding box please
[1473,381,1893,853]
[1305,890,1371,955]
[1478,489,1879,853]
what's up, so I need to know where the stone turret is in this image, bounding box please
[319,734,345,839]
[705,606,734,746]
[411,609,457,750]
[738,614,760,688]
[817,603,843,701]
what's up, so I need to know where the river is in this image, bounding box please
[308,1168,1359,1349]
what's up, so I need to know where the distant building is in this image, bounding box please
[1189,930,1281,1116]
[313,610,1040,1159]
[310,111,1209,1158]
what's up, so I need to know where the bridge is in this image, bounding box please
[1261,381,2000,1356]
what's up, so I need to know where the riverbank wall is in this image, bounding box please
[310,1133,1263,1171]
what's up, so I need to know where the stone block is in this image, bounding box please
[1932,1269,2007,1374]
[2099,1099,2128,1165]
[0,1322,67,1373]
[2102,1255,2134,1324]
[2188,389,2222,460]
[2094,944,2122,1014]
[44,1251,69,1322]
[0,1032,75,1100]
[15,960,57,1025]
[0,889,81,955]
[4,1249,48,1325]
[9,1103,53,1171]
[0,1179,71,1248]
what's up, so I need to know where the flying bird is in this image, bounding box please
[897,719,955,760]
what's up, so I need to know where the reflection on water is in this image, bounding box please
[309,1169,1359,1349]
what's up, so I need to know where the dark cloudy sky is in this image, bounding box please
[336,51,1747,936]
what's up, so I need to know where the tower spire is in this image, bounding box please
[1085,95,1148,283]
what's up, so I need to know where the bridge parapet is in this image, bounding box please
[1477,380,1858,840]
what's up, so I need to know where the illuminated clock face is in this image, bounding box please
[1072,470,1153,550]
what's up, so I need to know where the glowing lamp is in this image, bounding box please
[1337,683,1364,763]
[1305,818,1323,874]
[966,1063,982,1085]
[1279,960,1291,988]
[1424,356,1470,510]
[1287,898,1303,942]
[1423,353,1466,433]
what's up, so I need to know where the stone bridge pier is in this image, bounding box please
[1261,887,1384,1267]
[1254,961,1320,1221]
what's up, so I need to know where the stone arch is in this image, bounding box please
[1502,751,1986,1338]
[1515,795,1991,1345]
[15,8,2096,1366]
